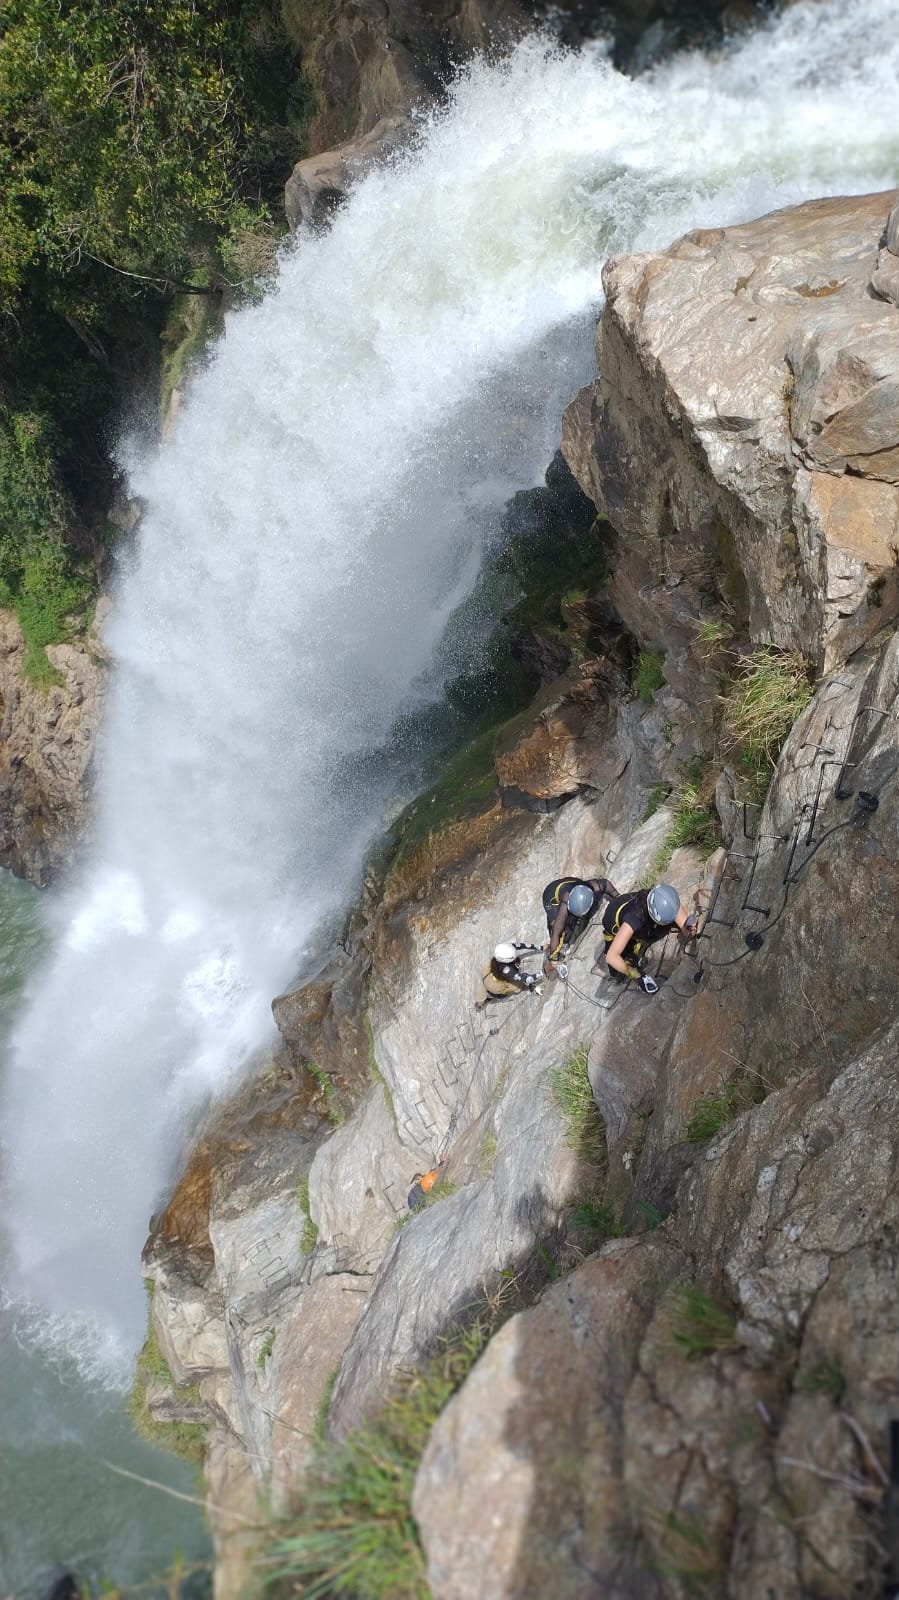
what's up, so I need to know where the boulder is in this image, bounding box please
[563,190,899,671]
[284,115,411,232]
[413,1236,683,1600]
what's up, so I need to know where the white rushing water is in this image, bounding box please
[2,0,898,1357]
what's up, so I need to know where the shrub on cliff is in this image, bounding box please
[0,0,311,664]
[722,646,813,795]
[263,1307,502,1600]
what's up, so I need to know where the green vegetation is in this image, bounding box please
[670,1285,738,1360]
[570,1196,623,1245]
[391,725,499,864]
[258,1328,276,1370]
[693,616,733,657]
[307,1061,344,1126]
[0,0,312,667]
[0,411,94,681]
[314,1367,340,1444]
[650,764,722,879]
[642,782,672,822]
[798,1359,845,1404]
[685,1072,766,1143]
[637,1199,667,1231]
[550,1044,605,1168]
[495,470,608,645]
[265,1304,505,1600]
[721,647,813,801]
[634,649,666,703]
[477,1129,497,1177]
[395,1179,458,1229]
[298,1174,318,1257]
[651,1510,724,1590]
[128,1321,208,1468]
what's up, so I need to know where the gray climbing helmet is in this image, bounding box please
[567,883,595,917]
[647,883,680,925]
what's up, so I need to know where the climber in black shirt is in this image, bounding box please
[600,882,698,994]
[542,875,618,975]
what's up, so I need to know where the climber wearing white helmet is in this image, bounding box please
[477,941,543,1007]
[600,883,698,994]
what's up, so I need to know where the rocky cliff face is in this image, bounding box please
[0,607,108,884]
[143,188,899,1600]
[413,634,899,1599]
[563,189,899,673]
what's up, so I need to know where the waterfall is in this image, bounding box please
[3,0,898,1359]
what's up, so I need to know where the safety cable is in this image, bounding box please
[435,999,520,1162]
[701,809,866,971]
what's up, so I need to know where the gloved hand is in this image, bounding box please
[532,984,543,996]
[683,912,699,935]
[639,973,659,995]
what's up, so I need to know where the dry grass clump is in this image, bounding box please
[721,647,813,770]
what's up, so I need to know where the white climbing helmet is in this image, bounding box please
[647,883,680,925]
[494,942,519,963]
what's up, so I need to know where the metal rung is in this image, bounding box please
[833,704,896,798]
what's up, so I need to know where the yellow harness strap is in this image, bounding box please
[603,900,644,956]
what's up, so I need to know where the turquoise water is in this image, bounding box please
[0,872,212,1597]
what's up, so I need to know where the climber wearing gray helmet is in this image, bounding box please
[600,883,698,994]
[542,875,618,975]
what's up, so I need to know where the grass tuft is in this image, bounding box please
[307,1061,345,1127]
[314,1368,340,1443]
[650,1509,725,1589]
[298,1174,319,1257]
[550,1045,605,1168]
[651,785,721,880]
[649,757,722,879]
[798,1360,845,1404]
[671,1285,738,1360]
[477,1129,497,1177]
[570,1196,623,1245]
[721,647,813,784]
[394,1179,458,1230]
[642,782,672,822]
[685,1073,767,1143]
[264,1302,510,1599]
[693,617,733,657]
[634,649,666,703]
[258,1329,276,1371]
[638,1200,667,1231]
[128,1323,208,1469]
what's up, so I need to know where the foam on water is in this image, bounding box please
[2,0,897,1352]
